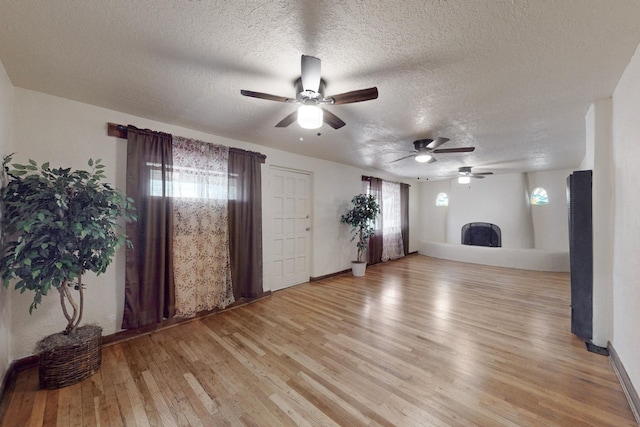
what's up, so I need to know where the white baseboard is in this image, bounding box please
[609,342,640,425]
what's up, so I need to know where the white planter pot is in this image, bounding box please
[351,261,367,277]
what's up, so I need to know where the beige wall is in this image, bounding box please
[0,59,13,385]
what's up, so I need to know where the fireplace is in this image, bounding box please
[461,222,501,247]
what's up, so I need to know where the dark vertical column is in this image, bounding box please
[567,170,593,341]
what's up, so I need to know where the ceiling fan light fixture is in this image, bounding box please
[297,105,323,129]
[415,153,433,163]
[458,176,471,184]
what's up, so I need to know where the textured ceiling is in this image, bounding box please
[1,0,640,180]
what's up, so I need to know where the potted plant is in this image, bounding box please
[0,154,135,388]
[340,193,380,276]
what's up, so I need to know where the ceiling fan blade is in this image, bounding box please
[389,154,416,164]
[473,172,493,175]
[426,137,450,150]
[473,175,486,179]
[301,55,321,92]
[329,87,378,105]
[426,156,437,164]
[322,108,346,129]
[241,90,292,103]
[433,147,475,154]
[275,110,298,128]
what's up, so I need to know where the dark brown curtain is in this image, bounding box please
[400,183,410,255]
[228,148,264,299]
[122,126,175,329]
[368,177,383,265]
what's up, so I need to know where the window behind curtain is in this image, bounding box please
[149,164,236,200]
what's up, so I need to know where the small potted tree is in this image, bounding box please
[340,194,380,276]
[0,154,135,388]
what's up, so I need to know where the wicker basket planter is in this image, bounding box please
[37,325,102,389]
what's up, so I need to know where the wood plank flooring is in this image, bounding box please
[1,255,636,426]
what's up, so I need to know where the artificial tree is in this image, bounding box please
[340,193,380,263]
[0,154,135,335]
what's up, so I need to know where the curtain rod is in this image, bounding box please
[107,122,266,163]
[107,122,128,139]
[362,175,410,187]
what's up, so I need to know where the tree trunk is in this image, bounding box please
[58,276,83,335]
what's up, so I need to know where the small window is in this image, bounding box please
[435,192,449,206]
[530,187,549,205]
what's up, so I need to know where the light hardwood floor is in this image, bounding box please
[1,255,636,426]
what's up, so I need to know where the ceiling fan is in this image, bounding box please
[457,166,493,183]
[240,55,378,130]
[390,138,475,164]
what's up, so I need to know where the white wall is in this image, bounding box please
[582,99,615,348]
[612,43,640,396]
[0,60,13,386]
[7,88,419,359]
[418,179,450,242]
[527,169,572,251]
[419,169,571,272]
[447,173,534,248]
[420,171,570,251]
[408,184,421,253]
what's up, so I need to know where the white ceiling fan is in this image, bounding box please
[240,55,378,130]
[390,138,475,164]
[457,166,493,183]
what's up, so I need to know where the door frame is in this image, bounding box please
[264,165,314,292]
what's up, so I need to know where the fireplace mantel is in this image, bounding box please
[419,241,569,272]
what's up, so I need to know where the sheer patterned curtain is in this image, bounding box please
[381,180,405,261]
[172,137,234,318]
[123,126,175,328]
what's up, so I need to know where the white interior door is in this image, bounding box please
[269,167,311,291]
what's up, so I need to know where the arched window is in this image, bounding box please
[435,192,449,206]
[530,187,549,205]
